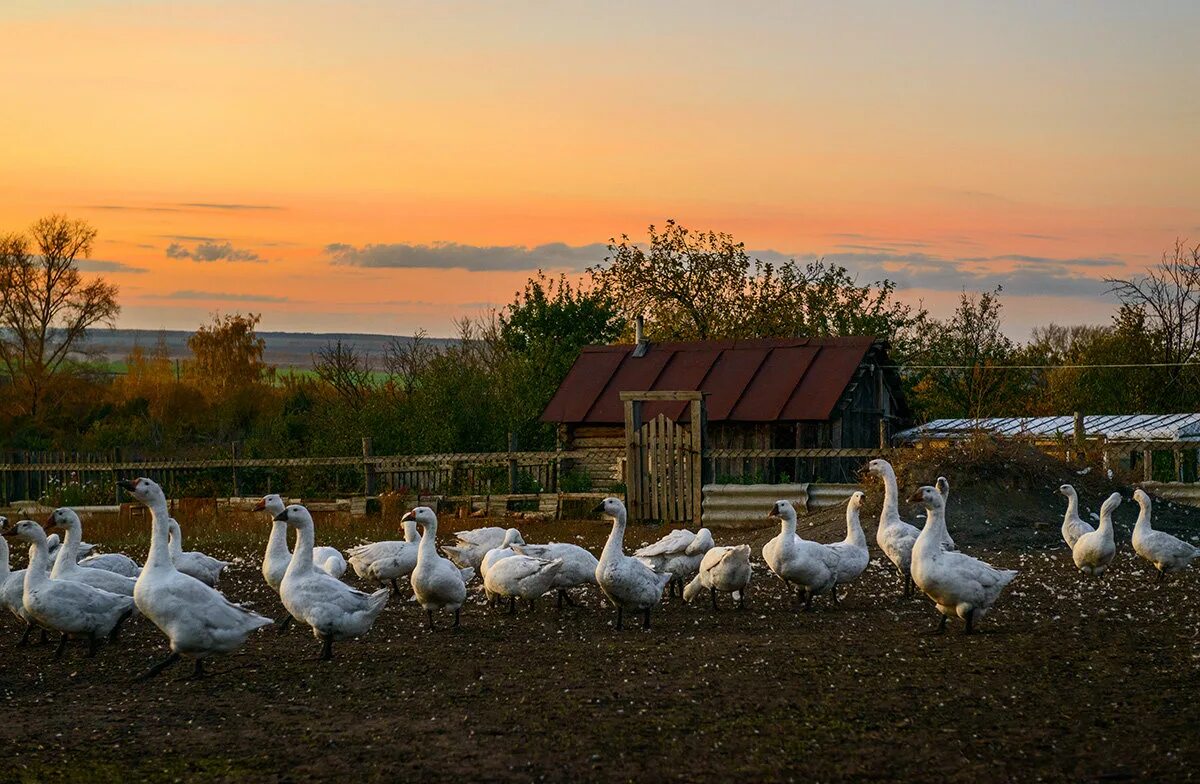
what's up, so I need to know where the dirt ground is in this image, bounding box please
[1,509,1198,784]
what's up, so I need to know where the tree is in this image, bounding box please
[313,340,374,403]
[1105,239,1200,402]
[590,220,923,350]
[0,215,119,416]
[186,313,270,394]
[909,288,1023,419]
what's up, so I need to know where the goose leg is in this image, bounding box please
[508,596,516,615]
[110,608,134,643]
[136,651,180,681]
[642,608,651,630]
[453,608,461,629]
[557,590,564,610]
[191,658,207,678]
[831,585,840,606]
[39,629,49,645]
[426,609,435,630]
[803,590,814,612]
[710,587,719,610]
[275,615,292,634]
[563,590,578,607]
[963,609,975,635]
[391,578,400,595]
[16,623,34,647]
[615,605,623,631]
[1156,568,1164,582]
[935,614,948,634]
[53,634,69,660]
[87,634,100,658]
[737,590,746,610]
[319,636,333,661]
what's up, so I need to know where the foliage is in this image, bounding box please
[186,313,271,394]
[0,215,119,418]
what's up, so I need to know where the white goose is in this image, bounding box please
[3,520,135,658]
[1059,484,1094,548]
[443,526,511,571]
[594,497,672,630]
[683,544,752,610]
[46,533,96,563]
[47,508,136,596]
[483,554,564,613]
[510,542,599,608]
[633,526,715,597]
[908,485,1017,633]
[346,516,422,591]
[409,507,474,629]
[257,494,347,588]
[827,491,870,602]
[1072,492,1119,576]
[0,518,43,644]
[79,551,142,578]
[479,528,524,583]
[763,500,839,609]
[868,458,955,597]
[1132,488,1199,579]
[276,504,389,659]
[168,519,229,587]
[121,478,272,678]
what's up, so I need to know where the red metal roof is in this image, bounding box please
[541,336,880,424]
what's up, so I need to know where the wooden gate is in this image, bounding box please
[620,391,704,524]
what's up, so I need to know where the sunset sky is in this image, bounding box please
[2,1,1197,338]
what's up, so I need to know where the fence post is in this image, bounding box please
[1174,448,1183,482]
[878,419,888,450]
[1143,448,1153,482]
[111,447,122,505]
[507,432,518,493]
[230,441,240,498]
[362,437,376,496]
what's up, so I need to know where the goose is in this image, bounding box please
[483,554,564,613]
[826,491,870,602]
[167,519,229,586]
[907,485,1017,633]
[763,500,839,609]
[2,520,134,658]
[120,478,272,678]
[408,507,474,629]
[1072,492,1119,576]
[868,458,955,597]
[345,517,422,593]
[594,497,672,630]
[46,533,97,563]
[682,545,752,610]
[0,519,42,644]
[46,508,136,596]
[275,504,389,660]
[510,542,599,608]
[936,476,950,500]
[256,494,347,587]
[633,527,715,597]
[79,552,142,578]
[479,528,524,583]
[443,526,513,571]
[1131,488,1199,580]
[1059,484,1094,548]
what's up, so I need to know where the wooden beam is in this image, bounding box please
[619,390,703,402]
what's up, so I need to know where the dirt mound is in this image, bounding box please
[840,435,1200,550]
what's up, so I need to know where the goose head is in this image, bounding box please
[5,519,48,545]
[1100,492,1122,515]
[1058,483,1077,499]
[118,477,166,507]
[405,506,439,536]
[255,494,286,517]
[502,528,524,547]
[1133,488,1151,508]
[273,504,314,529]
[847,491,866,511]
[45,507,82,533]
[906,485,944,511]
[935,477,949,498]
[768,500,797,520]
[866,459,893,477]
[592,497,626,520]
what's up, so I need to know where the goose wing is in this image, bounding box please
[633,529,695,558]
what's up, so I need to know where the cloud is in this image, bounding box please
[157,290,289,303]
[158,234,221,242]
[174,202,282,211]
[76,259,147,274]
[86,203,283,213]
[165,241,264,263]
[324,241,606,271]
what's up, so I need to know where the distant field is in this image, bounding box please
[77,329,458,370]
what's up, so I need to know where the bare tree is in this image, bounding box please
[0,215,119,417]
[314,340,374,402]
[1105,239,1200,392]
[382,329,437,395]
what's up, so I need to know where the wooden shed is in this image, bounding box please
[542,336,909,490]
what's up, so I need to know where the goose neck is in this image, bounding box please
[1133,503,1150,533]
[418,521,438,557]
[602,512,627,560]
[0,536,9,580]
[24,538,49,587]
[287,521,315,574]
[1064,492,1079,522]
[846,509,866,547]
[879,467,900,521]
[266,521,291,560]
[51,520,81,575]
[145,498,174,569]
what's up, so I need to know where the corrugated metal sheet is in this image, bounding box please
[541,337,879,425]
[894,414,1200,443]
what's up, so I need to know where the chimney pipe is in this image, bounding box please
[632,314,649,357]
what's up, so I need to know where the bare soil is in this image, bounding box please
[1,509,1198,783]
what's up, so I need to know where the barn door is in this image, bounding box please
[620,391,704,524]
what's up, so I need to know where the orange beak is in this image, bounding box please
[253,500,267,512]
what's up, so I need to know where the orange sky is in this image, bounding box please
[2,1,1197,337]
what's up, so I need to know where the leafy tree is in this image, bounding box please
[186,313,271,394]
[313,340,374,403]
[0,215,119,417]
[590,220,923,351]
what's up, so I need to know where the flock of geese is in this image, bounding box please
[0,458,1197,678]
